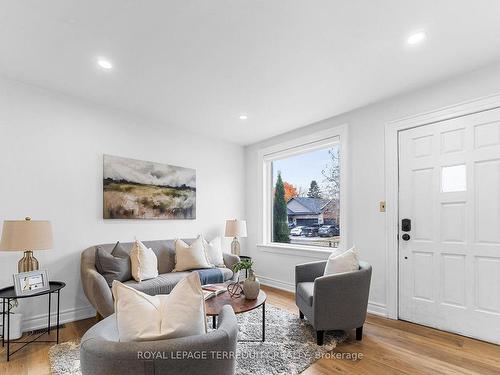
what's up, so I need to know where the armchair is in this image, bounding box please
[295,260,372,345]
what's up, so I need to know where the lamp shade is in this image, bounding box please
[0,219,53,251]
[225,219,247,238]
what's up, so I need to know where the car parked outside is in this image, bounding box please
[302,224,321,237]
[318,224,339,237]
[290,226,305,236]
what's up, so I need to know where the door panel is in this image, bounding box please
[474,256,500,314]
[474,121,500,148]
[399,107,500,344]
[440,202,466,243]
[441,253,466,307]
[412,168,434,241]
[412,252,434,301]
[441,128,465,154]
[475,159,500,243]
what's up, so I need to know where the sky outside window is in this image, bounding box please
[272,144,339,195]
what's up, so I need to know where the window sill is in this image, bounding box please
[257,243,334,259]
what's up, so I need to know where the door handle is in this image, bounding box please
[402,233,410,241]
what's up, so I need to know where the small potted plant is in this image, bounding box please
[233,259,260,300]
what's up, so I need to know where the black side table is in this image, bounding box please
[1,281,65,361]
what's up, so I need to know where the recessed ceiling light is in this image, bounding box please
[239,114,248,120]
[407,31,427,45]
[97,58,113,70]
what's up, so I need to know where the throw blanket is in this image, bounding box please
[194,268,224,285]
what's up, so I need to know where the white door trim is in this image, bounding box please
[384,92,500,319]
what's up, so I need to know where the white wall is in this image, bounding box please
[0,77,245,330]
[245,62,500,317]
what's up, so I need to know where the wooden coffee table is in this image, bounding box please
[205,286,267,342]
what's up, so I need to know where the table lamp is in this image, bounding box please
[0,217,53,273]
[225,219,247,256]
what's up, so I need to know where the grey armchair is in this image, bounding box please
[295,260,372,345]
[80,305,238,375]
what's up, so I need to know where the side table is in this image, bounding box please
[1,281,65,361]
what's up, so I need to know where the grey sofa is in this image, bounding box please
[295,260,372,345]
[81,238,240,318]
[80,305,238,375]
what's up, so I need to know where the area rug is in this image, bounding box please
[49,305,348,375]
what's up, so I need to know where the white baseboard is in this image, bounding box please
[367,301,388,317]
[258,275,295,293]
[18,305,96,332]
[259,275,390,318]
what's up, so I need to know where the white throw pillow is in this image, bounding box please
[323,247,360,276]
[112,272,207,342]
[174,237,213,271]
[112,281,163,342]
[203,236,225,267]
[130,240,159,282]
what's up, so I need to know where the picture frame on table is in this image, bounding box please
[13,269,50,296]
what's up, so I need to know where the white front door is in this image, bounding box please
[398,107,500,344]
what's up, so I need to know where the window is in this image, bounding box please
[260,126,347,252]
[441,164,466,192]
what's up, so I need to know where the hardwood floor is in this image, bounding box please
[0,317,92,375]
[2,285,500,374]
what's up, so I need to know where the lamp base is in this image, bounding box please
[231,237,241,256]
[18,250,39,273]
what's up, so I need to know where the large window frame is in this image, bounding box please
[257,124,349,256]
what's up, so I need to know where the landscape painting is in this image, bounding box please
[103,155,196,219]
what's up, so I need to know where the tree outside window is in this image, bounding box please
[273,172,290,243]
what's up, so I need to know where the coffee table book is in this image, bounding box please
[202,284,227,300]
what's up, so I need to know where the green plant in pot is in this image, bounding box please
[233,259,260,300]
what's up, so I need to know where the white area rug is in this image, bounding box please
[49,305,347,375]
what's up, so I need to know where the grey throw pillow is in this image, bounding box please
[95,242,132,287]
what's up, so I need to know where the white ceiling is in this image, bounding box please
[2,1,500,145]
